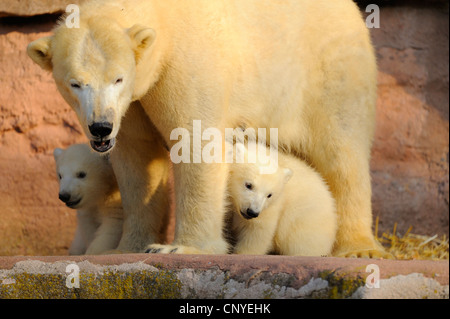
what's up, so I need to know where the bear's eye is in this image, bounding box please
[70,82,81,89]
[58,173,62,180]
[245,182,253,190]
[267,193,272,198]
[76,171,87,179]
[115,77,123,85]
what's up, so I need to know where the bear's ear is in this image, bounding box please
[27,37,53,71]
[53,148,63,160]
[127,24,156,63]
[283,168,293,183]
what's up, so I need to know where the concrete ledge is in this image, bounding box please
[0,254,448,299]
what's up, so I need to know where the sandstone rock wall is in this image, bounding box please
[367,3,449,237]
[0,1,448,255]
[0,13,86,255]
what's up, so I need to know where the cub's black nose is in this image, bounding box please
[246,208,259,218]
[89,122,113,138]
[59,193,70,203]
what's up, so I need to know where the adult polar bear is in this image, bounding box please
[28,0,388,257]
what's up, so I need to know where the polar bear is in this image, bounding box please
[227,141,337,256]
[28,0,388,258]
[54,144,123,255]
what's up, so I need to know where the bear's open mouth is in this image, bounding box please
[90,138,116,153]
[66,198,81,208]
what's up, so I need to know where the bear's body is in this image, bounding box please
[228,142,336,256]
[29,0,388,257]
[54,144,123,255]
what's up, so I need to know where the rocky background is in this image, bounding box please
[0,0,448,256]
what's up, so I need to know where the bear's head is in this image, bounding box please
[28,16,157,153]
[53,144,116,209]
[228,141,292,220]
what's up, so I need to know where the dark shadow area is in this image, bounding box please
[0,13,61,35]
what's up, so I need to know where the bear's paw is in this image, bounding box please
[336,248,394,259]
[144,244,206,255]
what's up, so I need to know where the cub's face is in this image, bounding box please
[229,165,292,220]
[53,145,112,209]
[27,18,156,154]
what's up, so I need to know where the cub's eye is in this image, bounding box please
[58,173,62,180]
[70,82,81,89]
[267,193,272,198]
[115,77,123,84]
[245,182,253,190]
[76,171,86,179]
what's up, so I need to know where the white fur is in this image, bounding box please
[54,144,123,255]
[27,0,387,257]
[228,141,337,256]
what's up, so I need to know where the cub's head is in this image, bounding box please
[229,162,292,220]
[53,144,115,209]
[28,15,156,153]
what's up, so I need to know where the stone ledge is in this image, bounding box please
[0,254,448,299]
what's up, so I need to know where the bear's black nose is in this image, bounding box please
[246,208,259,218]
[89,122,113,138]
[59,193,70,203]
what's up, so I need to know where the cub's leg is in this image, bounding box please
[85,214,123,255]
[68,224,88,256]
[233,211,278,255]
[275,208,336,257]
[69,211,99,255]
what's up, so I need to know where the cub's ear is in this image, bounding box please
[127,24,156,63]
[53,148,64,160]
[27,37,53,71]
[283,168,293,183]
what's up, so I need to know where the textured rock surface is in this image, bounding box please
[0,14,87,255]
[368,5,449,236]
[0,255,448,299]
[0,2,448,255]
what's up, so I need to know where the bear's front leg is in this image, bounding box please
[110,102,171,252]
[313,142,393,259]
[145,161,230,255]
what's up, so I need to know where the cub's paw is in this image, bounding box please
[336,249,395,259]
[144,244,206,255]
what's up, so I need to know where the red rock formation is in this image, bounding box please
[0,15,87,255]
[368,5,449,237]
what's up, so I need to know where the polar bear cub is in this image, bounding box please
[54,144,123,255]
[228,141,337,256]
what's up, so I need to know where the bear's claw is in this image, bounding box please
[145,248,162,253]
[336,249,395,259]
[144,244,206,254]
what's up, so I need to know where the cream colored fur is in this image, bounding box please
[54,144,123,255]
[228,142,336,256]
[28,0,388,257]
